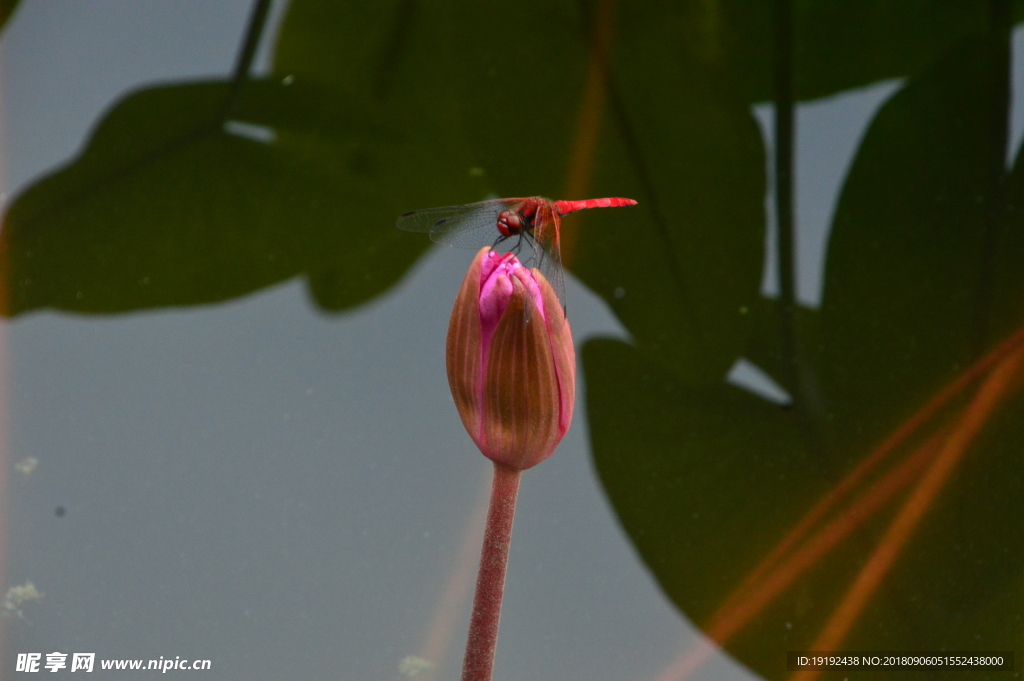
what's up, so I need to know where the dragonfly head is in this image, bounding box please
[496,210,525,238]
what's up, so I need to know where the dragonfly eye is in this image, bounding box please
[496,210,524,237]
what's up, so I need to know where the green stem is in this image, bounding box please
[774,0,797,399]
[222,0,274,119]
[976,0,1011,349]
[460,464,522,681]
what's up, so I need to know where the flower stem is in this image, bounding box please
[460,463,522,681]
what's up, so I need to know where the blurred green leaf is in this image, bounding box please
[602,1,1013,103]
[802,38,1017,456]
[0,0,19,35]
[0,0,489,316]
[577,3,767,383]
[451,0,1020,384]
[585,338,815,621]
[587,33,1024,681]
[586,338,1024,680]
[453,0,765,382]
[791,1,992,100]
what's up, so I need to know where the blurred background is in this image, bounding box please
[0,1,1022,680]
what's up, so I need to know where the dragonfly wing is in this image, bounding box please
[396,203,485,232]
[396,198,528,249]
[428,204,507,248]
[526,208,567,321]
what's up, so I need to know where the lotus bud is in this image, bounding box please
[446,248,576,470]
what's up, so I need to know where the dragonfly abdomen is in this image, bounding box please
[553,197,638,214]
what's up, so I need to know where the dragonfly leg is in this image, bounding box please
[510,234,525,257]
[491,234,509,251]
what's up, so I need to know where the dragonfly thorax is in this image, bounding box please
[496,210,529,238]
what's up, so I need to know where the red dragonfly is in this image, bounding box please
[397,196,638,314]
